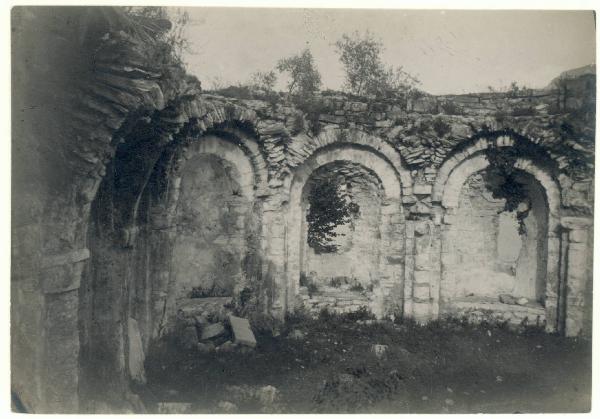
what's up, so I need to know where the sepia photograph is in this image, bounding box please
[9,1,596,414]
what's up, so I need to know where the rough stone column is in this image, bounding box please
[411,218,440,322]
[544,233,562,333]
[561,217,593,337]
[375,198,405,318]
[263,195,288,317]
[439,209,459,311]
[403,220,415,318]
[11,222,45,410]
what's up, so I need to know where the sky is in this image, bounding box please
[176,8,595,95]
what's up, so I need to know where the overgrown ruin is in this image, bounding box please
[11,7,595,413]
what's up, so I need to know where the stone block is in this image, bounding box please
[413,183,432,195]
[414,253,431,270]
[569,229,588,243]
[413,284,430,300]
[374,119,394,128]
[200,322,226,340]
[386,255,404,265]
[499,294,517,305]
[413,270,432,284]
[371,344,388,358]
[409,201,432,215]
[229,315,257,348]
[411,302,431,322]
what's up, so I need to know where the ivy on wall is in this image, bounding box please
[306,180,360,254]
[484,143,534,235]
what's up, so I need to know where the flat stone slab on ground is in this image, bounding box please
[200,322,226,340]
[229,315,257,348]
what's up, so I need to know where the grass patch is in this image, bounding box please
[143,316,591,414]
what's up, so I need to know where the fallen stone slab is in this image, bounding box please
[229,315,257,348]
[371,344,389,358]
[516,297,529,306]
[200,322,226,340]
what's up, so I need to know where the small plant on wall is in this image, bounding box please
[306,180,360,254]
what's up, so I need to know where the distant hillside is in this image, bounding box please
[545,64,596,89]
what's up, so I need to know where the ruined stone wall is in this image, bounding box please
[11,7,595,413]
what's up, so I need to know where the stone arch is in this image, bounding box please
[131,127,270,340]
[433,134,560,207]
[434,141,563,332]
[287,127,413,196]
[78,99,268,409]
[284,143,406,316]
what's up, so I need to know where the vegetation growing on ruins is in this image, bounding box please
[124,7,191,68]
[144,313,591,413]
[276,49,322,97]
[334,30,421,97]
[306,181,360,254]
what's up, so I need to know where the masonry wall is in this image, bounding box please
[11,7,595,413]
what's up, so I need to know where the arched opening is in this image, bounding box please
[298,161,386,312]
[172,154,250,299]
[286,144,406,318]
[442,169,548,307]
[437,147,562,329]
[143,132,266,336]
[78,122,267,409]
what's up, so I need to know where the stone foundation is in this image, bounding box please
[442,297,547,327]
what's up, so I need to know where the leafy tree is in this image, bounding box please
[276,48,322,96]
[306,180,359,254]
[335,31,419,97]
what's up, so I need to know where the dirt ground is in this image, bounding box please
[142,313,592,414]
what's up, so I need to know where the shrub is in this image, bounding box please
[511,106,537,117]
[329,277,344,288]
[440,101,464,115]
[343,306,375,321]
[432,117,451,137]
[349,282,365,292]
